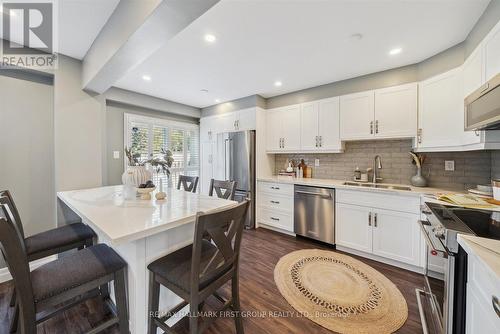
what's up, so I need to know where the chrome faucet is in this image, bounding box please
[373,155,383,183]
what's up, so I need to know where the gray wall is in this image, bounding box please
[104,102,199,186]
[201,94,266,117]
[0,74,55,268]
[276,140,493,191]
[465,0,500,58]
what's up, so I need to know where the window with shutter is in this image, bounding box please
[124,114,200,190]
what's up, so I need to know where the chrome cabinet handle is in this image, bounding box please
[374,213,378,227]
[270,217,280,221]
[370,121,374,134]
[270,186,280,190]
[375,120,379,134]
[282,138,285,148]
[475,130,480,137]
[417,128,422,144]
[295,190,332,199]
[493,296,500,318]
[315,136,318,147]
[270,200,280,204]
[368,212,372,226]
[319,135,322,147]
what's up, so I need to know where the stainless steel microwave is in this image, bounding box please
[464,73,500,130]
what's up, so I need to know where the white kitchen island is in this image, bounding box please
[57,185,237,334]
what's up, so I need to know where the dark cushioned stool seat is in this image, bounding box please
[30,244,126,303]
[25,223,96,256]
[148,240,225,293]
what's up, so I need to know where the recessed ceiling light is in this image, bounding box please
[215,99,221,103]
[350,33,363,41]
[142,75,151,81]
[274,81,282,87]
[389,47,402,55]
[204,34,216,43]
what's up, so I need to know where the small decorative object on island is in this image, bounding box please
[137,180,156,200]
[410,151,427,187]
[123,146,174,185]
[155,179,166,200]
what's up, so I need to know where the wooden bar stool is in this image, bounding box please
[177,175,199,193]
[1,190,97,331]
[0,203,129,334]
[147,200,249,334]
[208,179,237,200]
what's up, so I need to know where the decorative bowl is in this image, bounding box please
[136,187,156,200]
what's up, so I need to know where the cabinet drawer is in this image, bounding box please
[258,192,293,213]
[258,208,293,232]
[337,189,420,214]
[257,181,293,197]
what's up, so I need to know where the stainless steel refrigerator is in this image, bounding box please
[215,131,255,229]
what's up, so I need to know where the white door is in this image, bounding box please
[336,203,373,253]
[462,48,484,146]
[200,141,213,195]
[300,101,319,150]
[281,105,301,151]
[418,68,463,149]
[236,108,256,131]
[266,108,282,151]
[318,97,342,151]
[374,83,417,139]
[371,209,421,266]
[484,21,500,82]
[200,116,216,142]
[340,90,375,140]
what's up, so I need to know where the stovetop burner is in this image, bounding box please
[426,202,500,240]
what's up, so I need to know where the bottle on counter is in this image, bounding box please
[299,167,303,178]
[354,166,361,181]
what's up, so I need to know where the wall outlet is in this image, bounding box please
[445,160,455,171]
[315,159,320,167]
[113,151,120,159]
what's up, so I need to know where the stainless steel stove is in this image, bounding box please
[417,202,500,334]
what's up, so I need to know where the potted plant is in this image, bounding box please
[122,147,174,187]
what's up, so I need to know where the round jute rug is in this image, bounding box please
[274,249,408,334]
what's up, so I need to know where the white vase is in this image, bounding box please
[122,166,152,187]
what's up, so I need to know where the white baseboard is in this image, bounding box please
[0,255,57,283]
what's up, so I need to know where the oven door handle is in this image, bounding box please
[418,220,447,257]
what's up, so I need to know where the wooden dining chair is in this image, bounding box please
[0,190,96,320]
[177,175,199,193]
[0,203,129,334]
[208,179,237,200]
[147,200,249,334]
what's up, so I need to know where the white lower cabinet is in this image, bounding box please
[336,203,373,253]
[371,208,421,266]
[466,284,500,334]
[256,181,294,233]
[336,190,421,267]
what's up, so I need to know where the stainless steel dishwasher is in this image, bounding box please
[294,185,335,244]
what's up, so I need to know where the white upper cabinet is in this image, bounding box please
[340,90,375,140]
[300,102,319,150]
[200,116,217,142]
[463,46,484,97]
[266,105,301,152]
[374,83,417,139]
[417,68,464,149]
[484,21,500,82]
[281,105,301,151]
[318,97,343,151]
[235,108,256,131]
[299,97,342,152]
[216,112,238,133]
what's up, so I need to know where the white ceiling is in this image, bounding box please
[115,0,490,108]
[58,0,119,59]
[0,0,119,59]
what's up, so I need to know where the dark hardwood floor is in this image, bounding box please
[0,228,424,333]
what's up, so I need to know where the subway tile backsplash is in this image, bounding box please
[275,139,494,190]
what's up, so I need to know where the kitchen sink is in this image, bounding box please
[342,181,412,191]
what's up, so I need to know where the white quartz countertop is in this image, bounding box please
[57,186,237,245]
[458,234,500,280]
[257,176,454,196]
